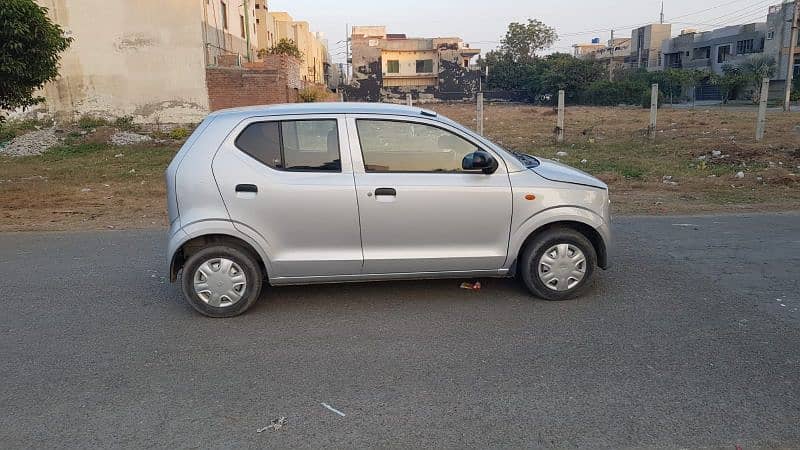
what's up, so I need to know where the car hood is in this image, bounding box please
[531,158,607,189]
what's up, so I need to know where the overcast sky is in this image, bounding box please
[267,0,777,63]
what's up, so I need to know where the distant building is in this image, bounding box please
[765,2,800,94]
[31,0,329,123]
[573,38,631,74]
[346,26,482,102]
[660,23,767,74]
[254,7,330,85]
[627,24,672,70]
[572,43,606,58]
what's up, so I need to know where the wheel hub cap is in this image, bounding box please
[193,258,247,307]
[537,243,587,292]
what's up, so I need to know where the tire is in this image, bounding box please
[519,227,597,301]
[180,244,263,318]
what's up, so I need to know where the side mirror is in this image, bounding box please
[462,150,499,174]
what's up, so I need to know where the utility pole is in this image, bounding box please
[609,29,615,81]
[757,77,770,140]
[242,0,252,62]
[660,1,665,24]
[345,23,350,85]
[556,90,565,143]
[477,92,484,135]
[649,83,659,139]
[783,0,799,111]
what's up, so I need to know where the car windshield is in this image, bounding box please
[508,150,540,168]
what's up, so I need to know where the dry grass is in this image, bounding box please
[427,103,800,214]
[0,142,175,232]
[1,104,799,231]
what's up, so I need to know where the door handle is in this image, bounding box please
[374,187,396,196]
[235,184,258,193]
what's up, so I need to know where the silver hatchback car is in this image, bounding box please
[166,103,611,317]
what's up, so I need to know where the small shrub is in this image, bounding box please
[269,39,304,59]
[77,115,109,129]
[114,115,138,131]
[0,119,46,143]
[582,80,646,106]
[298,86,326,103]
[169,127,189,140]
[641,90,665,108]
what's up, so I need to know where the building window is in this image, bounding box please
[717,45,731,63]
[767,31,774,40]
[692,46,710,60]
[240,15,245,38]
[386,60,399,73]
[220,1,227,30]
[416,59,433,73]
[736,39,754,54]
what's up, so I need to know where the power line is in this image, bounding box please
[692,0,774,29]
[666,0,755,21]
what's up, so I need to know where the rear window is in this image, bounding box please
[234,119,341,172]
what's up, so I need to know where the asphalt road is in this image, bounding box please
[1,213,799,449]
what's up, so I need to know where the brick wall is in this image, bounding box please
[206,55,302,111]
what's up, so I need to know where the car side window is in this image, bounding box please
[235,119,341,172]
[356,119,479,173]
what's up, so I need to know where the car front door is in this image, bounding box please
[213,114,363,279]
[346,115,513,275]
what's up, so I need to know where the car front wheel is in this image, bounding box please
[519,227,597,301]
[181,245,263,317]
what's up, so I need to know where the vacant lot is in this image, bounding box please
[1,104,799,231]
[429,103,800,215]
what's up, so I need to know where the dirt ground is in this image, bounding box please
[429,103,800,215]
[0,104,798,231]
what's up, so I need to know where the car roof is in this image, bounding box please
[208,102,438,119]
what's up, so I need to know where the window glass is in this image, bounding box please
[356,120,479,173]
[235,121,282,169]
[281,120,341,171]
[387,60,399,73]
[416,59,433,73]
[234,119,340,172]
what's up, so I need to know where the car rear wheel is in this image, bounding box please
[519,227,597,301]
[181,245,263,317]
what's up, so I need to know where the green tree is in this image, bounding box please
[500,19,557,62]
[483,50,543,98]
[0,0,72,118]
[709,65,749,103]
[269,38,304,60]
[539,53,607,103]
[741,54,777,102]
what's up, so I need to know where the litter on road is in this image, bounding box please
[460,281,482,291]
[256,416,287,433]
[321,403,346,417]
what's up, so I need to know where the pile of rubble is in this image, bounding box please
[0,128,62,157]
[110,131,152,146]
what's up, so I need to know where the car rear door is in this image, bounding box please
[345,114,513,275]
[213,114,363,279]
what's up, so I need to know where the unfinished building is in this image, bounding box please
[345,26,481,102]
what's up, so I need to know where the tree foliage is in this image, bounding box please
[500,19,557,62]
[268,38,304,60]
[539,53,608,103]
[0,0,72,116]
